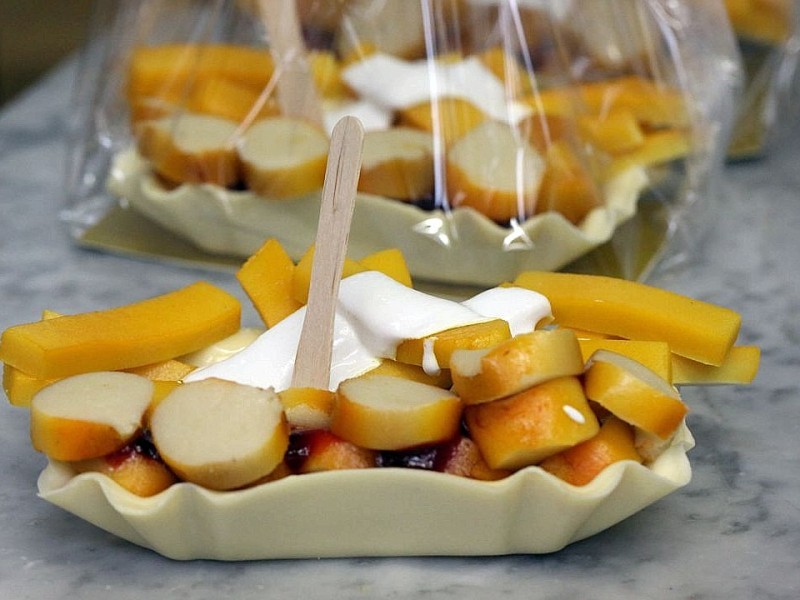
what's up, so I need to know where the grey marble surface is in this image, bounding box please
[0,62,798,600]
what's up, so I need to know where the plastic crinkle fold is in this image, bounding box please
[65,0,742,284]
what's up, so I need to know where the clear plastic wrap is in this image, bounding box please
[64,0,742,287]
[724,0,800,158]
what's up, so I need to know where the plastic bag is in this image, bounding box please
[64,0,741,287]
[724,0,800,158]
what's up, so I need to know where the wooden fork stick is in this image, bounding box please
[291,116,365,389]
[257,0,325,128]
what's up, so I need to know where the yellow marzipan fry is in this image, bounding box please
[578,339,672,383]
[127,44,275,102]
[672,346,760,385]
[513,271,741,366]
[358,248,413,288]
[0,282,240,380]
[2,364,54,408]
[237,238,303,328]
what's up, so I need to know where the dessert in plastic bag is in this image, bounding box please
[724,0,800,158]
[64,0,740,285]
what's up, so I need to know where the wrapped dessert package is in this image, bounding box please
[724,0,800,158]
[64,0,741,286]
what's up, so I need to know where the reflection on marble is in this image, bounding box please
[1,61,799,599]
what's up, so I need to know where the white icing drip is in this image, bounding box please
[563,405,586,424]
[342,53,532,125]
[421,337,440,376]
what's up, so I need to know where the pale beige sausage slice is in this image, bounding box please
[331,374,462,451]
[357,127,435,201]
[30,371,153,462]
[150,378,289,491]
[446,120,545,222]
[136,113,240,187]
[238,116,329,199]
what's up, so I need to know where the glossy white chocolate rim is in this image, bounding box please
[38,421,693,560]
[108,149,648,286]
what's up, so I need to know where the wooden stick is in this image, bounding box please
[257,0,325,128]
[292,116,365,389]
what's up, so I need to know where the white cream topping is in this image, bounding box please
[186,271,551,392]
[179,327,263,367]
[336,271,489,359]
[184,306,378,392]
[323,99,393,136]
[184,309,303,390]
[461,286,552,336]
[342,53,532,125]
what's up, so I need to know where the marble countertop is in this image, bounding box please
[1,62,798,600]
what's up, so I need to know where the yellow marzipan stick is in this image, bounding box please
[237,238,303,329]
[127,44,275,102]
[578,339,672,383]
[513,272,741,366]
[2,364,54,408]
[672,346,760,385]
[0,282,240,379]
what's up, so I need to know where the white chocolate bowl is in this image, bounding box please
[37,422,693,560]
[108,149,649,287]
